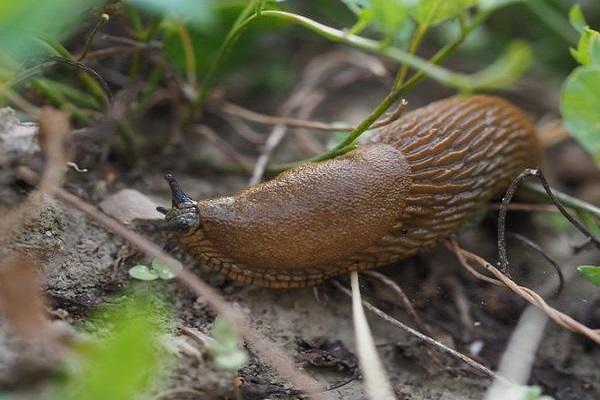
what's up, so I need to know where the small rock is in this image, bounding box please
[0,108,39,165]
[99,189,163,224]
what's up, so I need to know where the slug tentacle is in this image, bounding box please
[164,95,540,288]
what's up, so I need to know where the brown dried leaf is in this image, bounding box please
[0,254,51,340]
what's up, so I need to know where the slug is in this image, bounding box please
[161,95,540,288]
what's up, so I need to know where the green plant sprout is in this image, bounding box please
[578,265,600,287]
[521,385,555,400]
[55,294,169,400]
[129,258,181,281]
[210,316,249,371]
[560,5,600,166]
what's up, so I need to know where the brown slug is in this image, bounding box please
[161,95,540,288]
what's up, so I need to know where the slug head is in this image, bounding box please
[157,174,200,234]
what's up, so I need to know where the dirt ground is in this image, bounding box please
[1,72,599,399]
[1,162,599,399]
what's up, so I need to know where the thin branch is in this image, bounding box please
[78,13,110,61]
[333,280,508,383]
[498,170,600,274]
[487,203,559,213]
[195,125,254,173]
[447,239,600,344]
[220,101,353,131]
[349,272,396,400]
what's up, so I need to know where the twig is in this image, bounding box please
[523,181,600,219]
[11,57,113,102]
[487,203,558,213]
[332,280,507,382]
[220,98,408,134]
[220,101,352,131]
[16,167,329,400]
[447,239,600,344]
[78,13,110,61]
[195,125,254,173]
[349,272,396,400]
[363,271,430,339]
[497,169,600,276]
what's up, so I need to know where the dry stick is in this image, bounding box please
[447,239,600,344]
[363,270,443,368]
[16,167,328,400]
[221,101,354,132]
[195,125,254,173]
[332,280,507,383]
[219,113,265,145]
[363,271,432,340]
[221,98,407,133]
[77,13,110,61]
[497,168,600,276]
[487,203,558,213]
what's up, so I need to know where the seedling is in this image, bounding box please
[578,265,600,287]
[210,317,248,371]
[129,258,180,281]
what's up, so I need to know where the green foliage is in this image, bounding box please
[124,0,220,27]
[410,0,477,26]
[461,40,532,90]
[577,265,600,287]
[522,385,554,400]
[371,0,408,43]
[57,295,168,400]
[479,0,524,12]
[570,28,600,66]
[129,258,180,281]
[210,317,248,371]
[560,66,600,164]
[576,209,600,240]
[568,4,587,35]
[0,0,101,62]
[561,6,600,166]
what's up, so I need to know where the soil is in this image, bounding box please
[0,83,599,400]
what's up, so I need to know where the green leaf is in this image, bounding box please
[214,350,249,371]
[124,0,218,27]
[575,209,600,240]
[577,265,600,287]
[569,4,587,35]
[479,0,524,11]
[410,0,477,26]
[560,65,600,163]
[570,28,600,66]
[129,265,159,281]
[462,40,531,90]
[151,258,180,280]
[340,0,371,15]
[210,317,248,371]
[0,0,101,61]
[371,0,409,43]
[62,296,167,399]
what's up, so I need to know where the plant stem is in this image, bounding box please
[523,182,600,219]
[270,11,489,171]
[197,9,499,110]
[196,0,260,108]
[176,23,197,87]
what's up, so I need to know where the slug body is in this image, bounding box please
[164,95,540,288]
